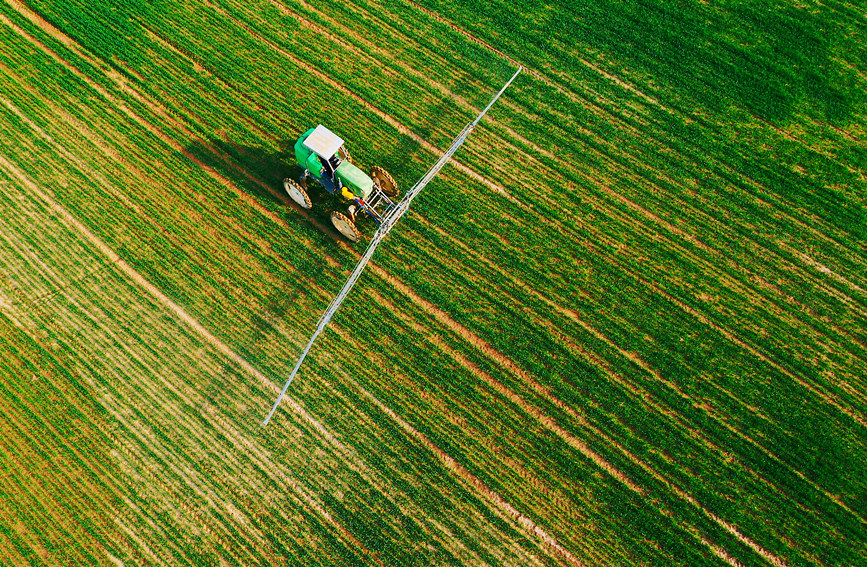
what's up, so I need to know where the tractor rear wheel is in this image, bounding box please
[284,178,312,209]
[330,211,360,242]
[338,145,353,163]
[371,166,399,197]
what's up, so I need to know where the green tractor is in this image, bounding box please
[284,125,399,241]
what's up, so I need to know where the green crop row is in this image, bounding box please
[1,0,864,565]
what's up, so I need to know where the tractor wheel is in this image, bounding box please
[371,166,399,197]
[284,178,312,209]
[330,211,360,242]
[338,145,353,163]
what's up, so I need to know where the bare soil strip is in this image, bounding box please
[199,0,528,210]
[3,3,855,564]
[330,350,585,566]
[11,0,857,419]
[0,155,393,560]
[638,273,867,429]
[366,290,644,492]
[1,93,561,563]
[780,242,866,299]
[400,0,668,110]
[2,63,564,562]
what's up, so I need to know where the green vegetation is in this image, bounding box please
[0,0,863,565]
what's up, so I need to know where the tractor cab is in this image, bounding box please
[285,125,400,241]
[295,125,346,193]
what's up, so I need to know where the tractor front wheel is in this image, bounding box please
[371,166,399,197]
[284,178,312,209]
[330,211,360,242]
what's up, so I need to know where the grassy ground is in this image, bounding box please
[0,0,864,565]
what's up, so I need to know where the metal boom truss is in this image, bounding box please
[263,67,522,426]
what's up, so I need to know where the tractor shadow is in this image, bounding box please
[183,137,353,252]
[183,84,462,254]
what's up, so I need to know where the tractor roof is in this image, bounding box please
[302,125,344,158]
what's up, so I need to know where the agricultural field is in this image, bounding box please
[0,0,864,565]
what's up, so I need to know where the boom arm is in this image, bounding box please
[262,67,522,426]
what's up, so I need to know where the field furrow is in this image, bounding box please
[2,0,864,565]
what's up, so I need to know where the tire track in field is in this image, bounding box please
[250,0,867,378]
[0,155,392,562]
[380,0,866,292]
[779,242,866,299]
[1,87,502,560]
[363,288,647,493]
[536,313,867,527]
[198,0,528,211]
[636,271,867,429]
[1,7,856,564]
[328,326,585,567]
[369,287,808,567]
[1,100,545,564]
